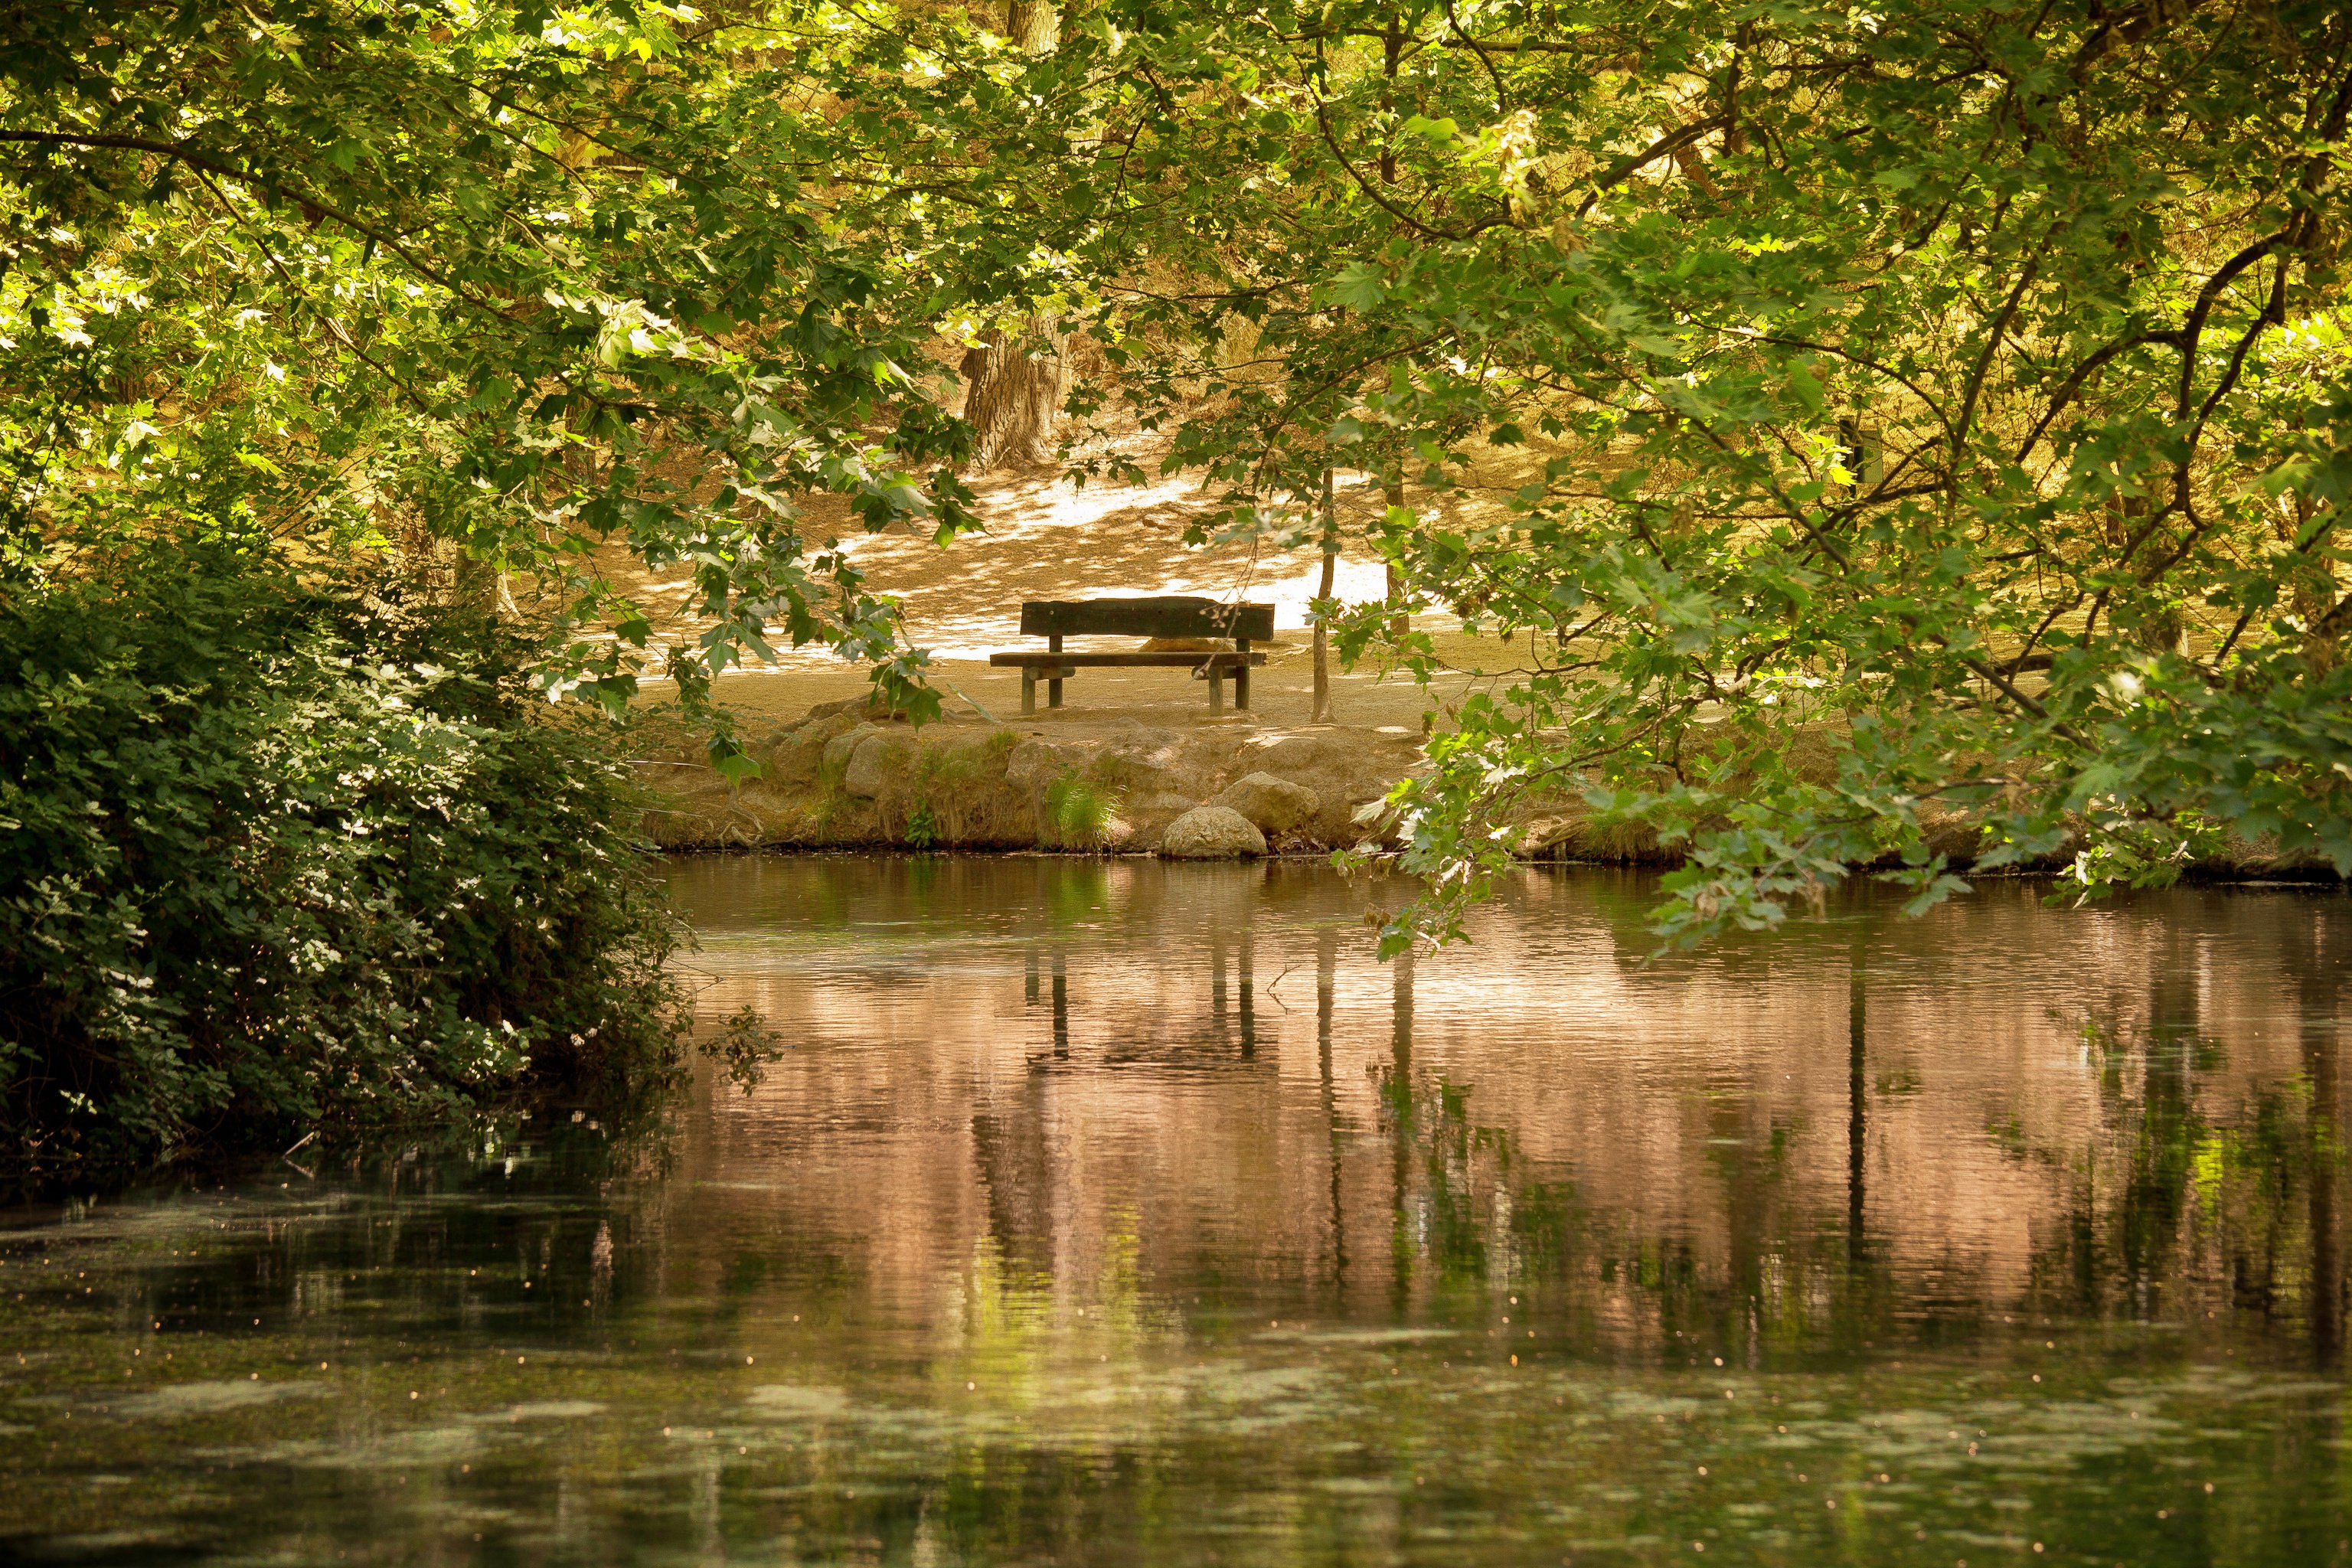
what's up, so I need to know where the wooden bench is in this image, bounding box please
[990,597,1275,714]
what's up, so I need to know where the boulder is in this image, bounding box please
[1213,771,1320,833]
[763,710,864,787]
[1159,805,1267,858]
[1234,727,1424,843]
[822,723,882,782]
[843,729,919,799]
[1109,791,1201,849]
[1005,737,1093,794]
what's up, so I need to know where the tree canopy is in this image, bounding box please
[8,0,2351,941]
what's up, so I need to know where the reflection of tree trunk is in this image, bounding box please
[1848,927,1867,1265]
[960,325,1063,470]
[1318,930,1346,1289]
[972,1078,1057,1272]
[2305,943,2343,1368]
[1238,929,1256,1058]
[1391,947,1413,1075]
[1211,932,1229,1041]
[1051,949,1069,1060]
[1390,946,1415,1312]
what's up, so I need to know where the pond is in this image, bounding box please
[3,858,2348,1566]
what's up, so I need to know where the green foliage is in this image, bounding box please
[11,0,2352,952]
[905,799,941,849]
[0,0,1060,735]
[1044,775,1117,848]
[1010,0,2352,943]
[0,544,690,1194]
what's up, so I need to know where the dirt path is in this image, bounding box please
[619,436,1524,733]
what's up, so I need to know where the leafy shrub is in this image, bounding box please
[0,545,690,1195]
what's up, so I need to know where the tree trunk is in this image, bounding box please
[1379,22,1409,638]
[1313,467,1338,722]
[960,325,1063,470]
[1383,474,1407,636]
[1005,0,1059,51]
[959,0,1063,472]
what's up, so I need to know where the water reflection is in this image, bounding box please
[0,859,2347,1565]
[669,860,2347,1372]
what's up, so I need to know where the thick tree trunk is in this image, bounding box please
[956,0,1065,472]
[1005,0,1059,51]
[959,324,1063,470]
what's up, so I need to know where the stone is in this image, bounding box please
[1112,792,1201,849]
[763,710,864,787]
[1159,805,1266,858]
[1213,771,1319,833]
[843,730,919,799]
[1125,790,1201,822]
[822,723,882,782]
[1234,728,1425,843]
[642,707,1426,853]
[1005,737,1093,793]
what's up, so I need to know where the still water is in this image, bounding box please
[3,858,2349,1566]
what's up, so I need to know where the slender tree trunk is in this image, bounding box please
[1313,466,1338,722]
[1380,18,1400,184]
[1380,20,1409,638]
[1383,474,1408,636]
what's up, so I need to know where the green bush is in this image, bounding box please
[0,546,690,1195]
[1044,774,1117,848]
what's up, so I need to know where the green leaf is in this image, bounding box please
[1326,261,1387,311]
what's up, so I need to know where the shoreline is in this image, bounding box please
[634,699,2346,886]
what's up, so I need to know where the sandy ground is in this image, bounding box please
[618,438,1529,733]
[677,624,1529,736]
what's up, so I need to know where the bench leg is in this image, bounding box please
[1048,672,1063,709]
[1235,663,1251,711]
[1021,668,1037,715]
[1207,664,1225,713]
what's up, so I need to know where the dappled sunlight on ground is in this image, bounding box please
[601,440,1530,729]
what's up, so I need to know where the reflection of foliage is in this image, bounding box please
[1374,1069,1496,1291]
[703,1004,788,1096]
[7,1164,2344,1566]
[2027,1002,2343,1339]
[1044,862,1110,926]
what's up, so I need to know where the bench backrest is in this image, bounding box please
[1021,597,1274,641]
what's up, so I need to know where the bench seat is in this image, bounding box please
[1001,597,1276,714]
[988,651,1269,668]
[990,650,1267,713]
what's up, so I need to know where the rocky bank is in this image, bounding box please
[637,699,2341,880]
[639,699,1431,855]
